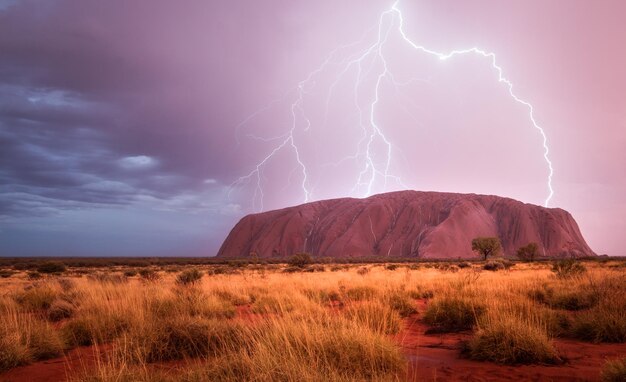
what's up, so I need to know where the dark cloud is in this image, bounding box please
[1,0,625,256]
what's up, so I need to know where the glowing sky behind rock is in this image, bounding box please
[1,0,624,256]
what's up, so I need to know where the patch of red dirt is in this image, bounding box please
[396,301,626,381]
[0,345,108,382]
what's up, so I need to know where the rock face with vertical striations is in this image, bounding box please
[217,191,595,259]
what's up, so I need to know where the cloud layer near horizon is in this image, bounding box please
[1,0,625,256]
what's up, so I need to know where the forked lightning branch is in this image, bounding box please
[232,1,555,210]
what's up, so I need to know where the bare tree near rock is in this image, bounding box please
[471,237,502,260]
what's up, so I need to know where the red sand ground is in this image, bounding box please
[398,315,626,381]
[2,299,624,381]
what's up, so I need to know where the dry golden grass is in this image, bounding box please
[0,260,624,379]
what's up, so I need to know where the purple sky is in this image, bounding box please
[1,0,624,256]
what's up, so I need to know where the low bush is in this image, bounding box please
[62,312,131,347]
[385,291,417,317]
[483,260,505,271]
[62,318,93,346]
[183,318,406,381]
[37,261,67,274]
[464,316,560,365]
[570,303,626,343]
[57,278,75,291]
[541,309,572,337]
[0,270,14,278]
[139,269,160,281]
[288,253,312,268]
[601,358,626,382]
[12,263,36,271]
[423,296,484,333]
[282,266,301,273]
[26,320,65,360]
[551,259,586,279]
[176,269,203,286]
[137,316,247,362]
[47,300,74,322]
[305,265,325,272]
[529,285,598,311]
[0,330,29,372]
[356,267,370,275]
[14,285,58,311]
[1,317,64,370]
[385,264,399,271]
[123,269,138,277]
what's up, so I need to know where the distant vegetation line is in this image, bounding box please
[0,255,620,269]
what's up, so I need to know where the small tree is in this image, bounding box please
[471,237,501,260]
[288,253,312,268]
[517,242,539,262]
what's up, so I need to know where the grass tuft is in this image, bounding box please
[601,358,626,382]
[465,315,561,365]
[423,295,484,333]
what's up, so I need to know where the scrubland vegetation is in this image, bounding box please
[0,258,624,381]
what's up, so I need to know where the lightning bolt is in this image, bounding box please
[231,1,555,210]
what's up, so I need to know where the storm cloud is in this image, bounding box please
[1,0,625,256]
